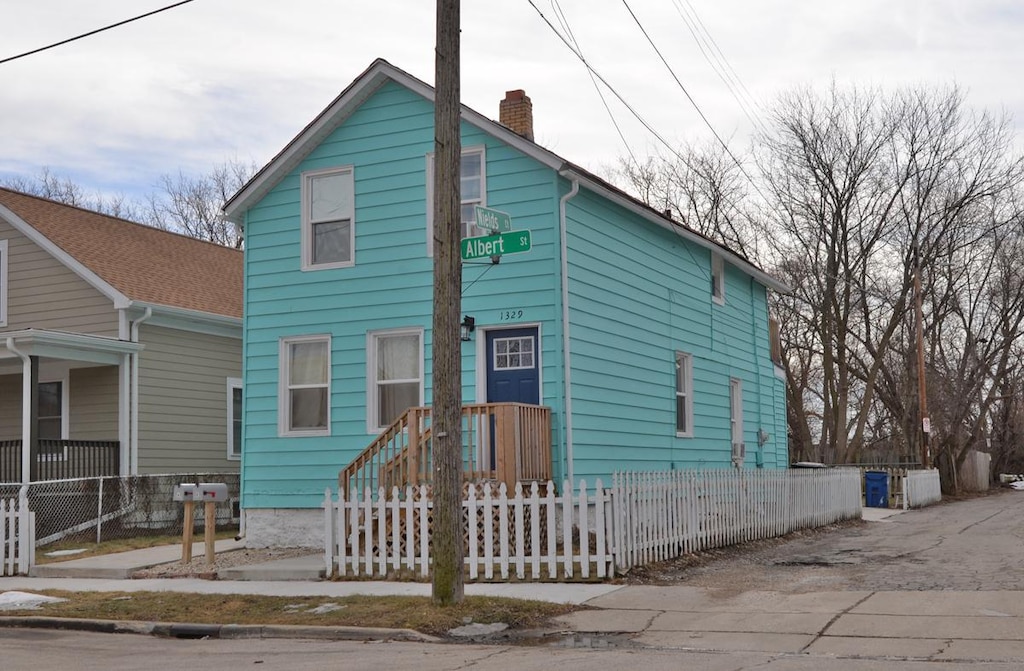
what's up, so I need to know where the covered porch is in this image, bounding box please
[0,329,142,483]
[339,402,553,494]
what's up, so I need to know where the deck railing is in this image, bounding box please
[0,440,120,483]
[339,403,552,495]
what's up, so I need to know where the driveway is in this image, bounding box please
[628,488,1024,592]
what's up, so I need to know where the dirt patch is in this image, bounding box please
[131,547,319,579]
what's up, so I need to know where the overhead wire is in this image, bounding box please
[670,0,764,134]
[550,0,642,169]
[0,0,196,65]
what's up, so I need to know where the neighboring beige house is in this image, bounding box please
[0,187,242,484]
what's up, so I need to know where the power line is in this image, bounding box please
[618,0,763,197]
[0,0,196,65]
[549,0,641,168]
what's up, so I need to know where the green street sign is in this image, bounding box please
[461,230,532,261]
[474,205,512,233]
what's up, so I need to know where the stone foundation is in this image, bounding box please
[243,508,323,548]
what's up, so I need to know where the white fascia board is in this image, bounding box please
[0,203,132,309]
[1,328,143,365]
[130,301,242,339]
[558,168,791,294]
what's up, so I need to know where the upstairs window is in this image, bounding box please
[711,254,725,304]
[426,146,486,255]
[302,167,354,270]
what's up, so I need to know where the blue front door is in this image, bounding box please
[485,327,540,405]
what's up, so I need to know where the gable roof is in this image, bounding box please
[0,188,243,319]
[223,58,787,293]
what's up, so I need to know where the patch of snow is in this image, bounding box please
[43,549,88,557]
[0,591,67,611]
[448,622,509,637]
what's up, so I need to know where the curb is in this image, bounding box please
[0,616,439,643]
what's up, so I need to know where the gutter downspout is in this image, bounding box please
[558,176,580,486]
[129,307,152,476]
[6,338,32,484]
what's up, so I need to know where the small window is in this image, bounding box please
[711,253,725,304]
[279,336,330,436]
[493,336,535,371]
[0,239,8,327]
[38,380,68,461]
[227,378,242,460]
[675,352,693,437]
[302,167,354,270]
[368,329,423,432]
[730,378,744,465]
[426,146,486,255]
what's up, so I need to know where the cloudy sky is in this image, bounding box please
[2,1,1022,201]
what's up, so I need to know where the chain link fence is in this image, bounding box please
[0,473,239,547]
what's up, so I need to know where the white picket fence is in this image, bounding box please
[324,481,613,580]
[904,468,942,509]
[323,468,864,579]
[1,489,35,575]
[613,468,862,570]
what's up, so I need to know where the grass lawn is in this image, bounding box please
[34,530,239,564]
[0,591,580,637]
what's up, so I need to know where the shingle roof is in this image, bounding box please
[0,188,242,319]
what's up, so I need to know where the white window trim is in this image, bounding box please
[38,376,70,462]
[675,352,693,438]
[712,253,725,305]
[301,166,355,271]
[492,335,536,371]
[0,239,8,327]
[730,378,743,442]
[227,377,242,460]
[425,145,487,257]
[278,334,332,437]
[366,327,425,434]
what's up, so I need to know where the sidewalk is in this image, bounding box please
[16,505,1024,662]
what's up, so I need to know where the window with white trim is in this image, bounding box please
[426,146,486,255]
[711,253,725,304]
[279,336,330,436]
[227,378,242,459]
[38,379,69,461]
[730,377,744,466]
[0,239,8,327]
[301,167,354,270]
[675,352,693,437]
[368,329,423,432]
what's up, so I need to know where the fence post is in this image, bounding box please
[18,486,33,574]
[96,477,104,544]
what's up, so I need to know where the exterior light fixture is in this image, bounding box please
[460,316,475,342]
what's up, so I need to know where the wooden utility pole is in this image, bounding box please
[431,0,464,606]
[914,244,931,469]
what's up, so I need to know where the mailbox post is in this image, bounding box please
[172,484,198,563]
[198,483,229,565]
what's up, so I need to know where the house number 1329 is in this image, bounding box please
[499,309,523,321]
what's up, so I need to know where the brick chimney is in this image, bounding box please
[499,89,534,141]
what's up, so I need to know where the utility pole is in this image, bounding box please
[431,0,464,606]
[913,243,930,469]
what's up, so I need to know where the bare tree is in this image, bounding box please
[3,167,149,222]
[146,160,256,248]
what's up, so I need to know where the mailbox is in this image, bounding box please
[173,483,198,502]
[198,483,229,502]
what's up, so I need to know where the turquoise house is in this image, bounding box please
[223,60,788,547]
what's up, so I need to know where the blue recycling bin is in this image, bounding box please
[865,471,889,508]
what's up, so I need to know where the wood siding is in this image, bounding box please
[243,82,561,509]
[0,218,118,336]
[69,366,119,440]
[562,184,787,483]
[136,324,240,473]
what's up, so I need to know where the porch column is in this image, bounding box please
[27,355,39,482]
